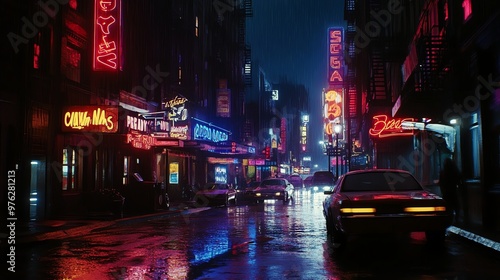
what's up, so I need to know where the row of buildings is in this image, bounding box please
[1,0,262,220]
[341,0,500,230]
[1,0,313,221]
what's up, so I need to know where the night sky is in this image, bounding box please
[246,0,345,166]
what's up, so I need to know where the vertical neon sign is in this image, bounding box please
[328,27,343,86]
[93,0,121,71]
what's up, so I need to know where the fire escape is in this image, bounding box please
[400,1,449,119]
[367,1,390,107]
[344,0,357,168]
[237,0,252,87]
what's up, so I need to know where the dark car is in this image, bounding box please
[311,170,335,192]
[288,174,304,189]
[194,182,236,207]
[323,169,453,247]
[303,175,314,188]
[247,178,294,204]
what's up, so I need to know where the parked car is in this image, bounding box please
[288,174,304,189]
[311,170,336,192]
[303,175,314,188]
[323,169,453,247]
[247,178,294,204]
[194,182,236,207]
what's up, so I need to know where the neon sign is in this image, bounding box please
[93,0,121,71]
[328,27,344,86]
[126,133,154,150]
[323,89,343,136]
[193,123,229,143]
[62,106,118,132]
[170,125,189,140]
[369,115,415,138]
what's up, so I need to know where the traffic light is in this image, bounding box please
[265,146,270,159]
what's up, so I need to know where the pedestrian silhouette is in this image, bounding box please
[439,158,462,221]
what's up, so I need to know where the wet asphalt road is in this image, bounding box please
[13,189,500,279]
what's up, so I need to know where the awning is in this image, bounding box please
[401,121,456,152]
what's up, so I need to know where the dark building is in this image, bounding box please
[1,0,252,221]
[344,0,500,230]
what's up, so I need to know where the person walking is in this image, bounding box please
[439,158,463,222]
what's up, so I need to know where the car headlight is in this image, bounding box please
[255,193,261,197]
[404,206,446,212]
[275,192,281,196]
[313,186,319,191]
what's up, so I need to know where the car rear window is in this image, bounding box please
[341,172,422,192]
[261,179,285,187]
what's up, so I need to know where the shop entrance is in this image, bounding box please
[30,159,46,220]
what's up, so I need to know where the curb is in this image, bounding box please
[447,226,500,253]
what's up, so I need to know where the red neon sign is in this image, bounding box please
[93,0,121,71]
[369,115,414,138]
[328,27,344,86]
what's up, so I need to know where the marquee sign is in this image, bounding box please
[62,106,118,133]
[328,27,344,86]
[369,115,415,138]
[93,0,121,71]
[193,122,229,143]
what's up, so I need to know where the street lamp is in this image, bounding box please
[334,124,342,180]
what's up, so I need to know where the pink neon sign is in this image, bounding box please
[93,0,121,71]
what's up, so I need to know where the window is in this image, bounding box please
[62,147,83,191]
[195,16,199,37]
[462,0,472,21]
[470,124,480,178]
[123,156,130,185]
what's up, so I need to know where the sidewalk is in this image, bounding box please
[3,201,500,255]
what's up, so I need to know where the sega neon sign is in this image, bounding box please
[328,27,344,86]
[93,0,121,71]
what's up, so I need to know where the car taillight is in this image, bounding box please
[404,206,446,212]
[340,207,376,214]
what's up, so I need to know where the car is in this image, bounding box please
[288,174,304,189]
[311,170,335,192]
[247,178,294,204]
[322,169,453,247]
[303,175,313,188]
[194,182,236,207]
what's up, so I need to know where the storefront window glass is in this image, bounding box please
[62,147,82,191]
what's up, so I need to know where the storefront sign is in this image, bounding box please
[62,106,118,132]
[169,162,179,184]
[126,133,154,150]
[369,115,415,138]
[216,89,231,117]
[208,157,238,164]
[193,123,229,143]
[126,115,169,134]
[164,96,188,122]
[170,125,189,140]
[93,0,121,71]
[215,165,228,183]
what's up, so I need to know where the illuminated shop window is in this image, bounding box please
[462,0,472,21]
[33,43,40,69]
[195,16,199,37]
[62,147,82,191]
[123,156,130,185]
